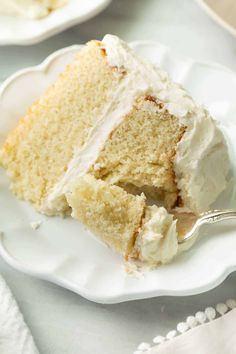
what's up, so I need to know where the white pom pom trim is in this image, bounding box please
[226,299,236,309]
[166,330,177,340]
[177,322,189,333]
[216,303,228,315]
[137,342,151,351]
[134,298,235,353]
[153,335,165,344]
[186,315,198,328]
[195,311,207,324]
[205,307,216,321]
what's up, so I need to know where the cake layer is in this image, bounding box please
[66,174,145,257]
[90,96,185,210]
[66,174,179,264]
[0,40,122,213]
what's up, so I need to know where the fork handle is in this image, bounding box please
[200,209,236,224]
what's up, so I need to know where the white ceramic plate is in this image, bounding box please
[0,0,111,45]
[0,41,236,304]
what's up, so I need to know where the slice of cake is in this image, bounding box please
[0,0,67,19]
[0,35,230,266]
[66,174,146,258]
[66,175,178,264]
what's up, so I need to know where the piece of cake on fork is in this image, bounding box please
[0,35,230,266]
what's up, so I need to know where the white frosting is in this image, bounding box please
[135,206,178,264]
[0,0,66,19]
[175,113,229,212]
[42,34,229,214]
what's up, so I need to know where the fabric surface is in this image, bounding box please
[147,308,236,354]
[0,273,40,354]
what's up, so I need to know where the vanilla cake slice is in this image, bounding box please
[0,35,230,265]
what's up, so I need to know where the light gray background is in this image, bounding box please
[0,1,236,353]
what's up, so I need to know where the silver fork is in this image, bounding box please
[175,209,236,244]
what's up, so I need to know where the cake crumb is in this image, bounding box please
[93,163,102,171]
[124,260,144,278]
[30,221,42,230]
